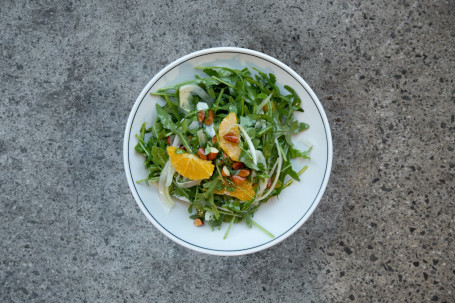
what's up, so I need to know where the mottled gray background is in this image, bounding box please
[1,0,454,302]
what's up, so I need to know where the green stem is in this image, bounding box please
[212,76,234,88]
[215,208,241,217]
[223,217,235,239]
[213,88,224,115]
[163,94,181,121]
[135,134,150,157]
[258,125,273,137]
[251,220,274,238]
[282,166,308,190]
[150,92,174,97]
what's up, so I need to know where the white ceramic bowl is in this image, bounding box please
[123,47,332,256]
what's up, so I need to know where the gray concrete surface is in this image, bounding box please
[1,0,454,302]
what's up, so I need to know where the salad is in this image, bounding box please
[135,66,311,238]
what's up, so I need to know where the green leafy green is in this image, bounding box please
[135,65,312,238]
[151,146,168,168]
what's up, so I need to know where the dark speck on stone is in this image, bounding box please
[19,287,28,295]
[431,296,439,301]
[381,185,392,192]
[0,0,453,301]
[413,261,419,267]
[0,140,6,155]
[370,254,378,262]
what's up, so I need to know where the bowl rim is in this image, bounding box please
[123,47,333,256]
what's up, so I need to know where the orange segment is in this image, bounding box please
[218,112,241,161]
[214,181,255,202]
[167,146,215,180]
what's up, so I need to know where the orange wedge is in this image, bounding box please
[219,112,241,161]
[214,181,255,202]
[167,146,215,180]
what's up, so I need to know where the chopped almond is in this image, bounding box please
[197,110,205,122]
[237,169,250,177]
[266,178,273,189]
[197,147,207,160]
[223,132,240,143]
[194,218,203,227]
[232,175,246,185]
[222,166,230,177]
[204,109,214,125]
[231,162,245,170]
[207,147,219,161]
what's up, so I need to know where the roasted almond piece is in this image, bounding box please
[193,218,204,227]
[266,178,273,189]
[223,132,240,143]
[232,175,246,185]
[231,161,245,170]
[204,109,214,125]
[197,110,205,122]
[166,137,171,145]
[207,147,219,161]
[221,166,230,177]
[197,147,207,160]
[211,136,217,143]
[237,169,250,177]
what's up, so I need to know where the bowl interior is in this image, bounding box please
[124,48,331,255]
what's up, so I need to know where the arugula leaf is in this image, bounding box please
[239,150,260,171]
[289,146,312,159]
[284,85,303,112]
[289,120,310,133]
[155,104,192,152]
[137,65,312,236]
[156,104,176,131]
[240,116,255,128]
[151,146,168,168]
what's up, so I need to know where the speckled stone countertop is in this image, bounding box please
[1,1,454,302]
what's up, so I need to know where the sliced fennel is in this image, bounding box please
[256,93,273,114]
[176,175,202,188]
[179,84,214,113]
[136,65,311,237]
[226,123,257,165]
[158,136,180,212]
[255,139,283,203]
